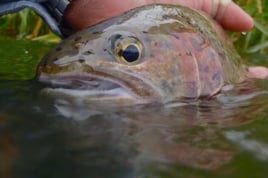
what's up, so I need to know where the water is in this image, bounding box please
[1,37,268,178]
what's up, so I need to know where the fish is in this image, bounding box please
[36,4,247,106]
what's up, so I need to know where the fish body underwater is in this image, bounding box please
[36,4,247,106]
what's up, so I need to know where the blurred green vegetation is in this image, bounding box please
[233,0,268,54]
[0,9,60,42]
[0,1,267,53]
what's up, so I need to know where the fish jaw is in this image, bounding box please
[37,71,155,105]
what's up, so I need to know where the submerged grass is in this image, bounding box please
[0,1,267,52]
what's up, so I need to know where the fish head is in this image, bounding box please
[36,22,185,105]
[37,4,241,105]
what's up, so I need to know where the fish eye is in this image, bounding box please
[113,37,143,65]
[118,44,140,63]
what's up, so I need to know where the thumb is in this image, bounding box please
[202,0,254,31]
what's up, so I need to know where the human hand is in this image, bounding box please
[64,0,253,32]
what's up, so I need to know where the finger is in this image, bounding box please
[64,0,148,31]
[247,66,268,79]
[64,0,254,32]
[151,0,254,32]
[219,2,254,31]
[200,0,253,31]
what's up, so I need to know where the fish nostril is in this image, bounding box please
[78,58,85,63]
[78,56,86,63]
[82,50,93,55]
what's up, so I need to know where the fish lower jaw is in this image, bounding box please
[38,73,148,104]
[41,87,151,106]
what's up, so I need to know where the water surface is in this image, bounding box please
[1,37,268,178]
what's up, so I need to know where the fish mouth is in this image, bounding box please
[37,72,135,99]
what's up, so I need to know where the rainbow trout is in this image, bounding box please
[36,4,247,105]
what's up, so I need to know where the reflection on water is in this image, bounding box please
[1,79,268,178]
[1,37,268,178]
[225,130,268,161]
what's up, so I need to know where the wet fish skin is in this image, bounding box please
[36,4,246,104]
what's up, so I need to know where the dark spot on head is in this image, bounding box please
[188,19,197,27]
[208,49,216,60]
[110,34,122,41]
[171,66,178,76]
[92,31,100,35]
[78,59,85,63]
[189,37,202,52]
[182,46,191,56]
[171,81,177,88]
[74,36,82,42]
[212,71,221,81]
[78,56,85,63]
[186,51,192,56]
[203,66,209,72]
[184,81,198,98]
[152,41,160,48]
[160,80,169,88]
[197,35,205,44]
[87,51,93,54]
[55,47,62,52]
[158,41,170,50]
[82,51,93,55]
[142,34,151,43]
[171,33,180,40]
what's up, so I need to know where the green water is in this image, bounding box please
[1,37,268,178]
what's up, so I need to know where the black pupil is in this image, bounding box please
[121,45,139,62]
